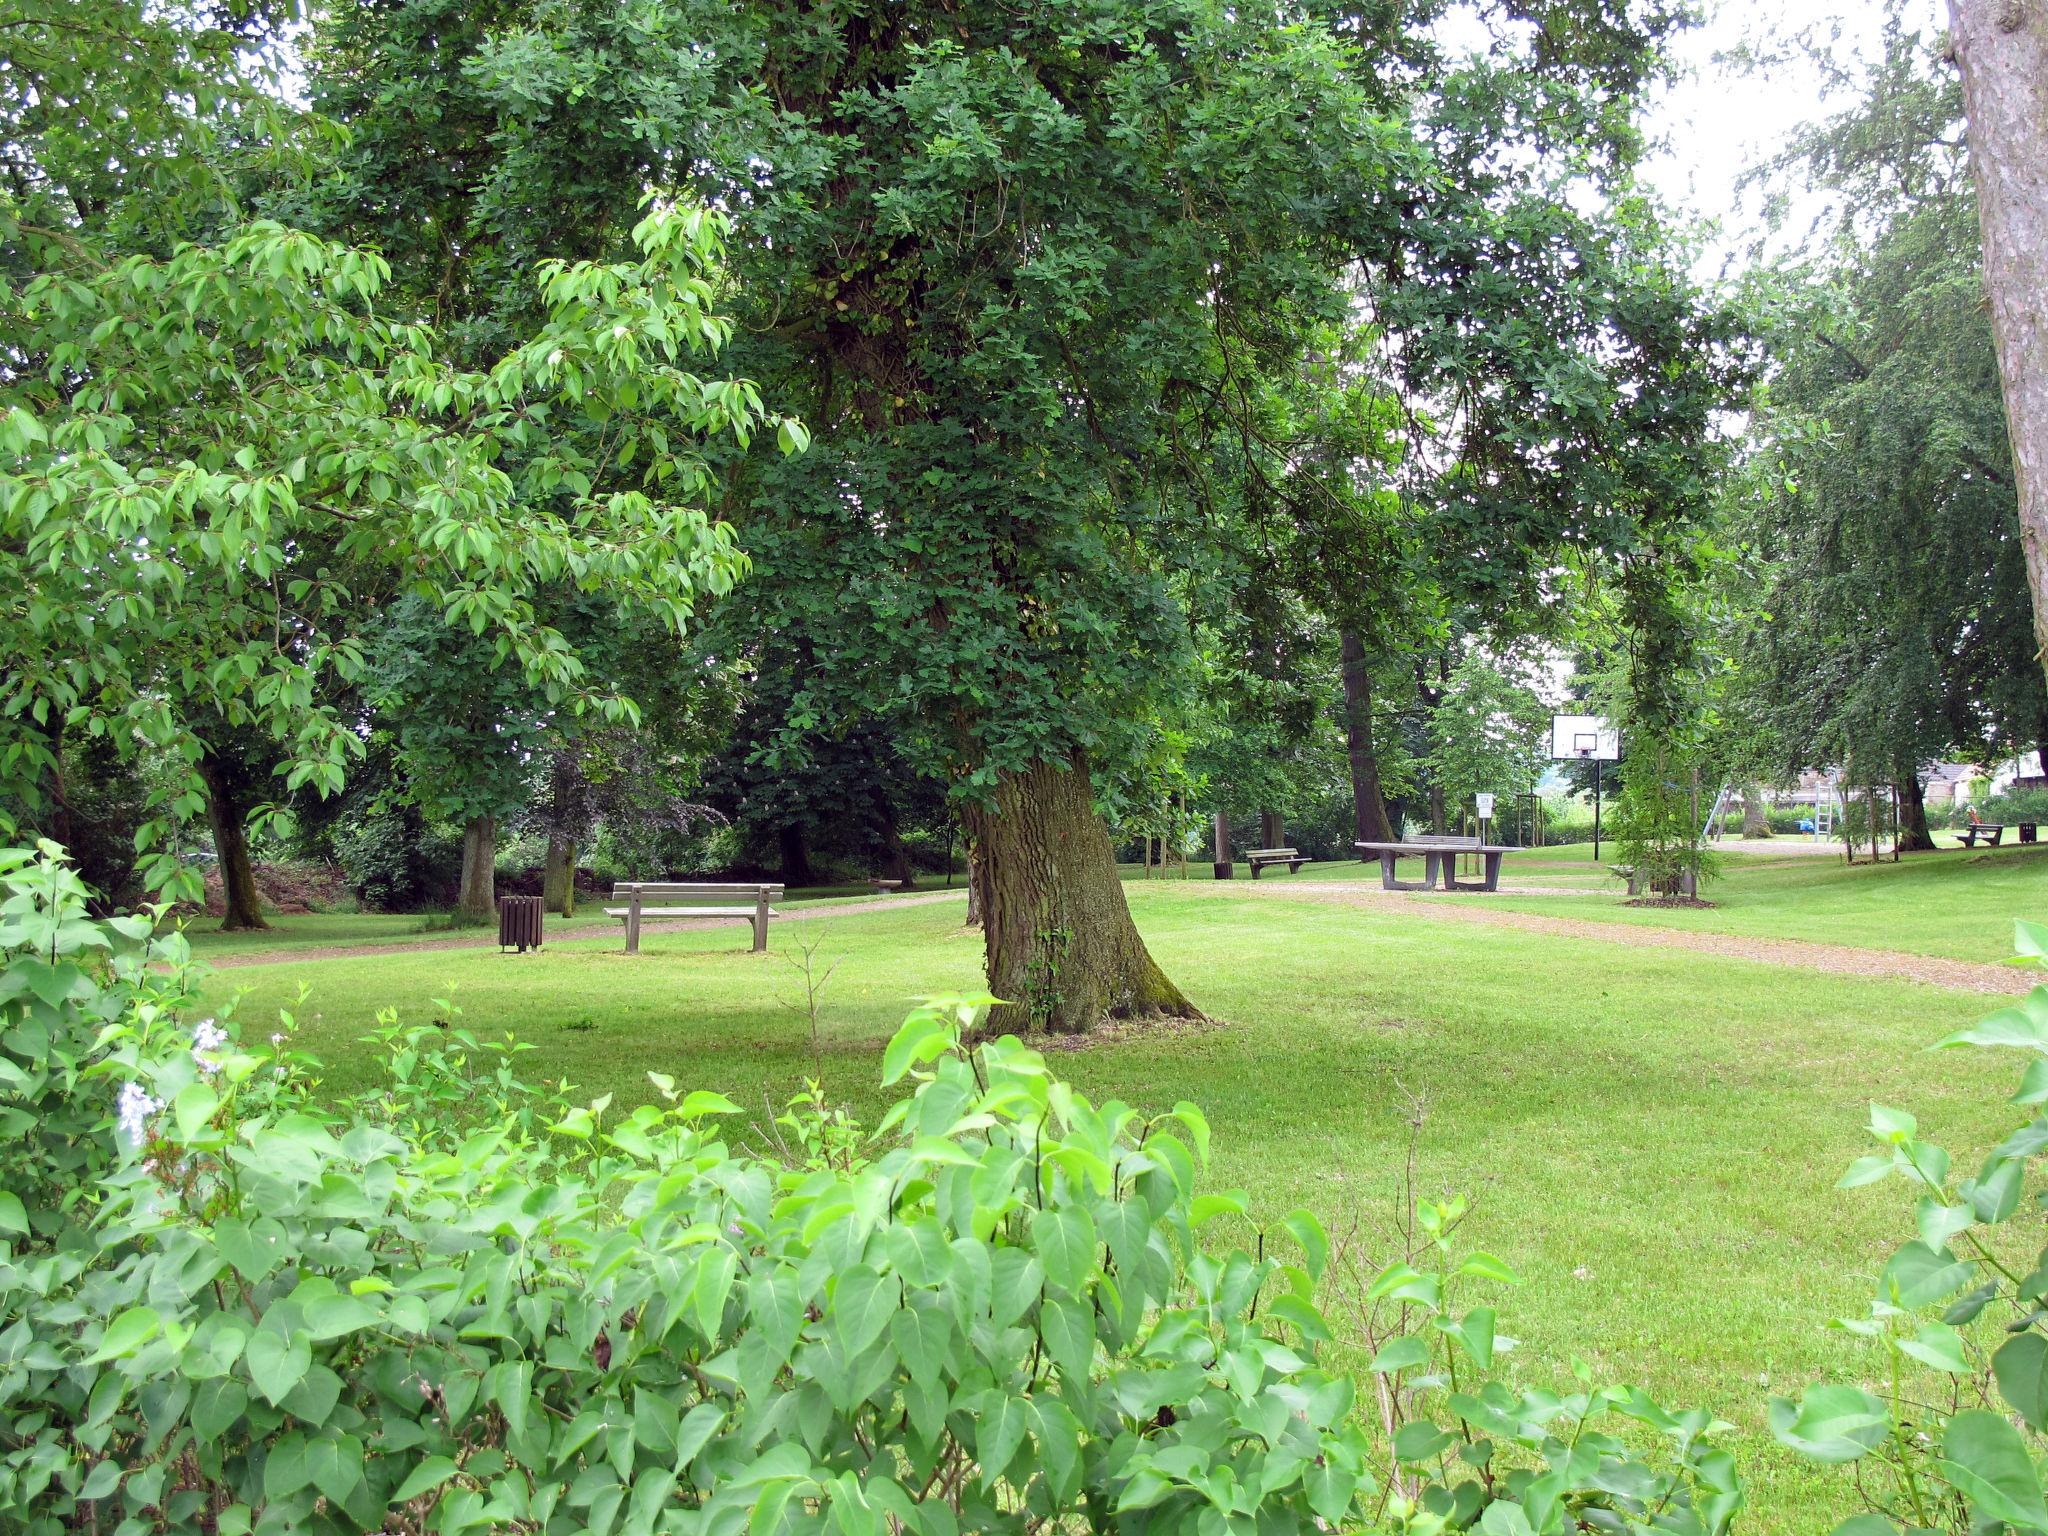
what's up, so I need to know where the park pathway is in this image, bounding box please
[201,888,970,969]
[1230,880,2034,995]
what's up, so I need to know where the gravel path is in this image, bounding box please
[200,889,971,969]
[1231,880,2031,994]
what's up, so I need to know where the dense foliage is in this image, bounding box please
[0,842,1740,1534]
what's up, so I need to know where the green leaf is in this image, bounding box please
[678,1090,741,1120]
[1899,1321,1968,1374]
[390,1456,461,1505]
[1457,1251,1520,1284]
[881,1012,954,1085]
[1767,1385,1889,1463]
[831,1267,900,1359]
[1942,1409,2048,1530]
[88,1306,162,1362]
[1030,1206,1096,1296]
[1370,1336,1430,1373]
[1281,1209,1328,1282]
[0,1190,26,1234]
[975,1394,1030,1489]
[1392,1420,1455,1462]
[1996,1332,2048,1430]
[245,1329,311,1406]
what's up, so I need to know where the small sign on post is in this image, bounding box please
[1475,792,1496,819]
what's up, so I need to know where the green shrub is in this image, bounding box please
[1773,919,2048,1532]
[0,842,1738,1535]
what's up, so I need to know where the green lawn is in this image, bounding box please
[1479,842,2048,961]
[192,878,2028,1531]
[172,878,969,957]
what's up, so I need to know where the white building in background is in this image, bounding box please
[1991,752,2047,795]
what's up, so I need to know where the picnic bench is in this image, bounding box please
[868,878,907,893]
[1959,823,2005,848]
[1247,846,1306,878]
[607,881,783,954]
[1356,836,1516,893]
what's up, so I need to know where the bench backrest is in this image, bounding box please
[1408,835,1480,848]
[613,881,784,902]
[1247,847,1299,858]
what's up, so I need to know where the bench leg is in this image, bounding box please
[1483,852,1502,892]
[1993,829,2006,846]
[1380,853,1398,890]
[626,898,641,956]
[1250,861,1262,879]
[753,895,769,953]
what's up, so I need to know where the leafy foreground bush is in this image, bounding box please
[1774,921,2048,1533]
[0,842,1737,1534]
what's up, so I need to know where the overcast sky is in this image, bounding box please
[1640,0,1948,273]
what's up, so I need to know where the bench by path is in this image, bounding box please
[1195,880,2033,994]
[200,888,971,969]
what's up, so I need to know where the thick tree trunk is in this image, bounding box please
[454,814,496,927]
[1340,630,1395,844]
[778,824,813,887]
[1950,0,2048,686]
[1259,810,1284,848]
[542,832,577,916]
[198,753,267,932]
[1212,810,1232,879]
[1897,768,1937,852]
[1428,782,1447,835]
[1740,786,1771,838]
[963,754,1197,1035]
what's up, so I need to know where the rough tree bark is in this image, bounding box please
[1950,0,2048,684]
[542,832,578,916]
[964,754,1198,1035]
[1259,810,1284,848]
[198,752,267,932]
[1897,768,1937,852]
[1740,786,1771,838]
[453,814,497,927]
[1340,630,1395,844]
[1212,810,1232,879]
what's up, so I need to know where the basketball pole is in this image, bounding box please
[1593,757,1602,863]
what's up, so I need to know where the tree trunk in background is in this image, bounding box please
[1259,810,1283,848]
[542,832,578,916]
[877,798,916,889]
[454,814,496,926]
[1428,783,1447,834]
[964,753,1197,1035]
[1340,630,1395,844]
[1950,0,2048,685]
[1212,810,1232,878]
[198,752,267,932]
[965,852,982,926]
[1898,769,1937,851]
[1740,786,1771,838]
[778,824,813,887]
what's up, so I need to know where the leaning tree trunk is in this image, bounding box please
[1740,786,1771,838]
[453,814,497,927]
[1950,0,2048,686]
[542,832,578,916]
[198,752,268,932]
[964,753,1197,1035]
[1897,768,1937,852]
[1340,630,1396,844]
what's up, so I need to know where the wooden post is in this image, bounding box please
[753,889,770,952]
[625,885,642,955]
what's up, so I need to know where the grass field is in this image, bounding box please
[187,867,2043,1531]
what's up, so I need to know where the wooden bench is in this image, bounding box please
[1247,847,1306,878]
[606,881,783,954]
[868,878,906,893]
[1356,836,1516,893]
[1959,823,2005,848]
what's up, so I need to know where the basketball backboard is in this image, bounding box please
[1550,713,1618,761]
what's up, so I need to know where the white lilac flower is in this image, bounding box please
[191,1018,229,1071]
[612,324,628,339]
[547,348,565,367]
[116,1082,158,1145]
[270,1032,285,1046]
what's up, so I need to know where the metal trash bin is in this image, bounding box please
[498,895,544,952]
[2022,823,2038,845]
